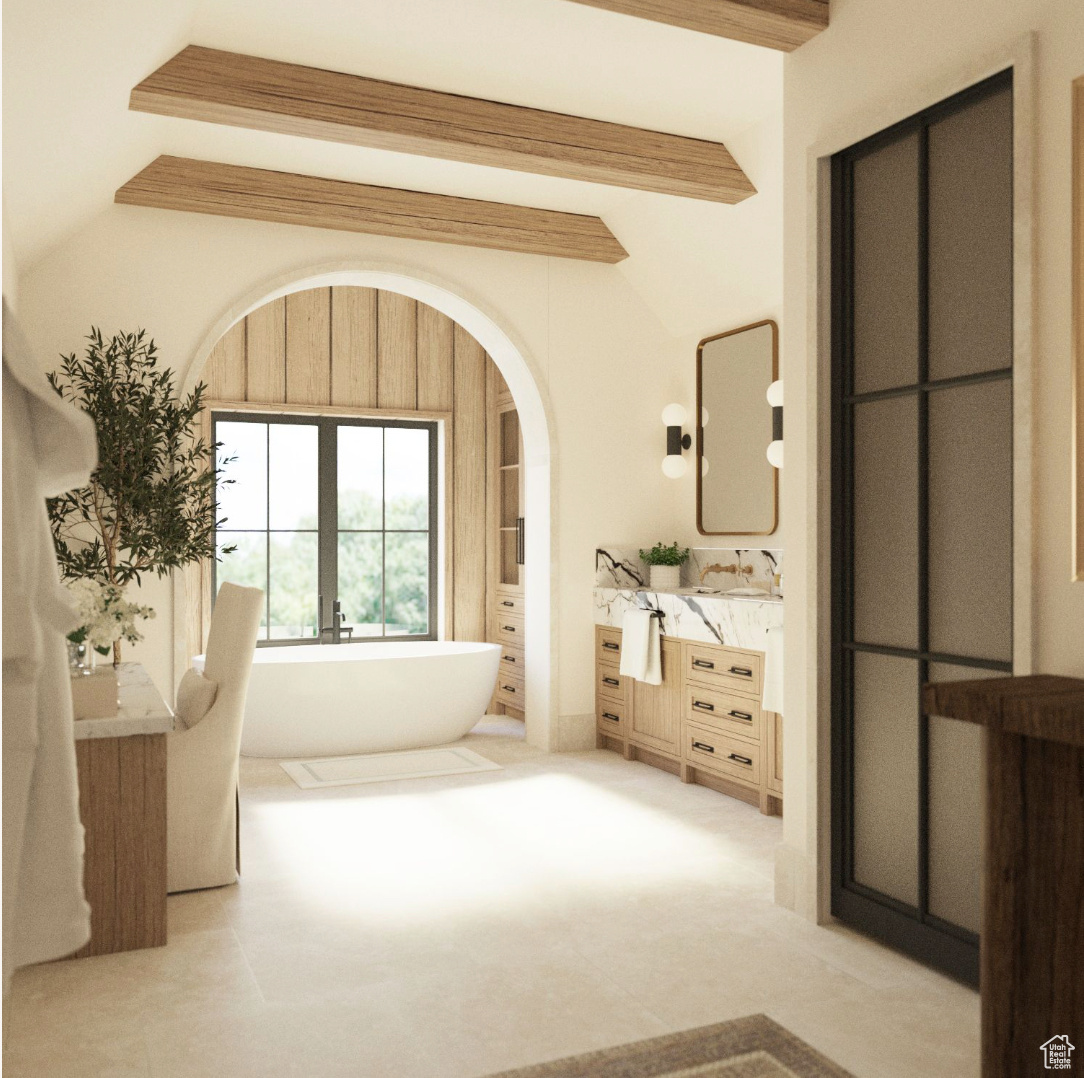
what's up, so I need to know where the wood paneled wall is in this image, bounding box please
[186,286,501,660]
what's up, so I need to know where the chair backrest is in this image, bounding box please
[202,583,264,717]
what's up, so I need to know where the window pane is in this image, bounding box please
[385,532,429,636]
[269,424,318,530]
[268,532,318,640]
[216,422,267,531]
[216,532,267,635]
[338,425,383,530]
[337,533,383,637]
[385,427,429,530]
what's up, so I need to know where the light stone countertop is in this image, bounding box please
[593,586,783,652]
[73,662,175,740]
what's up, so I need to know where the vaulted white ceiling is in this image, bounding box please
[3,0,783,331]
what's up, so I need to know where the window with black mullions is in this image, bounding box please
[213,412,438,644]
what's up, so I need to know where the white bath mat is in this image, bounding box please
[280,746,503,790]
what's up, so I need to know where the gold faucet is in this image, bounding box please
[700,563,754,584]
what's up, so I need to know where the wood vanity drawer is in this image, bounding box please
[596,663,627,704]
[498,645,524,678]
[684,685,762,742]
[596,626,623,663]
[596,698,628,737]
[493,593,525,617]
[495,614,524,647]
[684,722,761,788]
[684,643,762,696]
[495,672,525,709]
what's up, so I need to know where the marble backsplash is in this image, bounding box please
[596,546,783,594]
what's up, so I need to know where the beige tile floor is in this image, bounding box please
[5,718,979,1077]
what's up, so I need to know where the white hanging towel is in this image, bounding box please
[3,301,97,986]
[761,625,784,715]
[619,608,662,685]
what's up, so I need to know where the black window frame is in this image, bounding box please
[212,410,440,646]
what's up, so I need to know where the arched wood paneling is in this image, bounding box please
[188,285,498,659]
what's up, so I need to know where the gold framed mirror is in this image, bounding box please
[696,319,779,536]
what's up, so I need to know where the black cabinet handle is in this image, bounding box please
[601,712,620,723]
[502,654,517,663]
[602,676,619,686]
[602,641,619,651]
[729,666,753,678]
[502,624,516,633]
[728,710,753,722]
[502,684,517,694]
[692,741,715,753]
[728,752,753,766]
[693,659,715,669]
[692,700,715,712]
[501,600,515,607]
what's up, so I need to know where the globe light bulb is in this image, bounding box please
[701,457,710,477]
[700,407,709,428]
[661,403,687,428]
[662,454,688,479]
[766,380,784,408]
[767,440,784,469]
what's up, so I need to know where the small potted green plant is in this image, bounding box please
[639,541,689,591]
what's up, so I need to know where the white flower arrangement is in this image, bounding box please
[65,578,156,655]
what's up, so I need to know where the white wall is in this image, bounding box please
[16,205,696,745]
[3,206,19,309]
[778,0,1084,918]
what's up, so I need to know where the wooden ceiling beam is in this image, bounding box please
[564,0,829,52]
[114,156,629,264]
[129,46,755,204]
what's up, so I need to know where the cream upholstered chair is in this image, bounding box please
[167,582,263,893]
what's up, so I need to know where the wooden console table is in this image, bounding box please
[72,663,173,958]
[923,674,1084,1078]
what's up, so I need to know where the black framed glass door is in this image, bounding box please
[831,70,1014,985]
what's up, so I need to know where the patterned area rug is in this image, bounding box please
[482,1016,854,1078]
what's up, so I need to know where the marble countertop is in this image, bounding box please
[73,662,175,740]
[594,587,783,652]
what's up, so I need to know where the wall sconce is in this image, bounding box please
[661,403,691,478]
[766,380,784,468]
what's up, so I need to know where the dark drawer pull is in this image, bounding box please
[728,710,753,722]
[729,666,753,678]
[502,654,517,663]
[601,712,620,723]
[602,676,619,687]
[502,684,517,694]
[692,700,715,712]
[693,659,715,670]
[602,641,619,651]
[692,741,715,753]
[502,624,517,633]
[728,752,753,766]
[501,600,515,607]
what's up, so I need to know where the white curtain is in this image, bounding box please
[2,300,98,985]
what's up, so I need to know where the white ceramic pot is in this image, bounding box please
[649,564,681,591]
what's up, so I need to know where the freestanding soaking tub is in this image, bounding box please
[197,640,501,758]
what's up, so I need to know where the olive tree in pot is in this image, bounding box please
[47,328,233,664]
[639,541,689,592]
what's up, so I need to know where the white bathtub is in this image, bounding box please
[198,640,501,758]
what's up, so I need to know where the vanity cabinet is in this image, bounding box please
[627,638,682,759]
[487,367,526,718]
[595,625,782,815]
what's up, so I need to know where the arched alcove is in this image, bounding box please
[174,263,556,750]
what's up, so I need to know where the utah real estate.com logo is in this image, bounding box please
[1041,1036,1075,1070]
